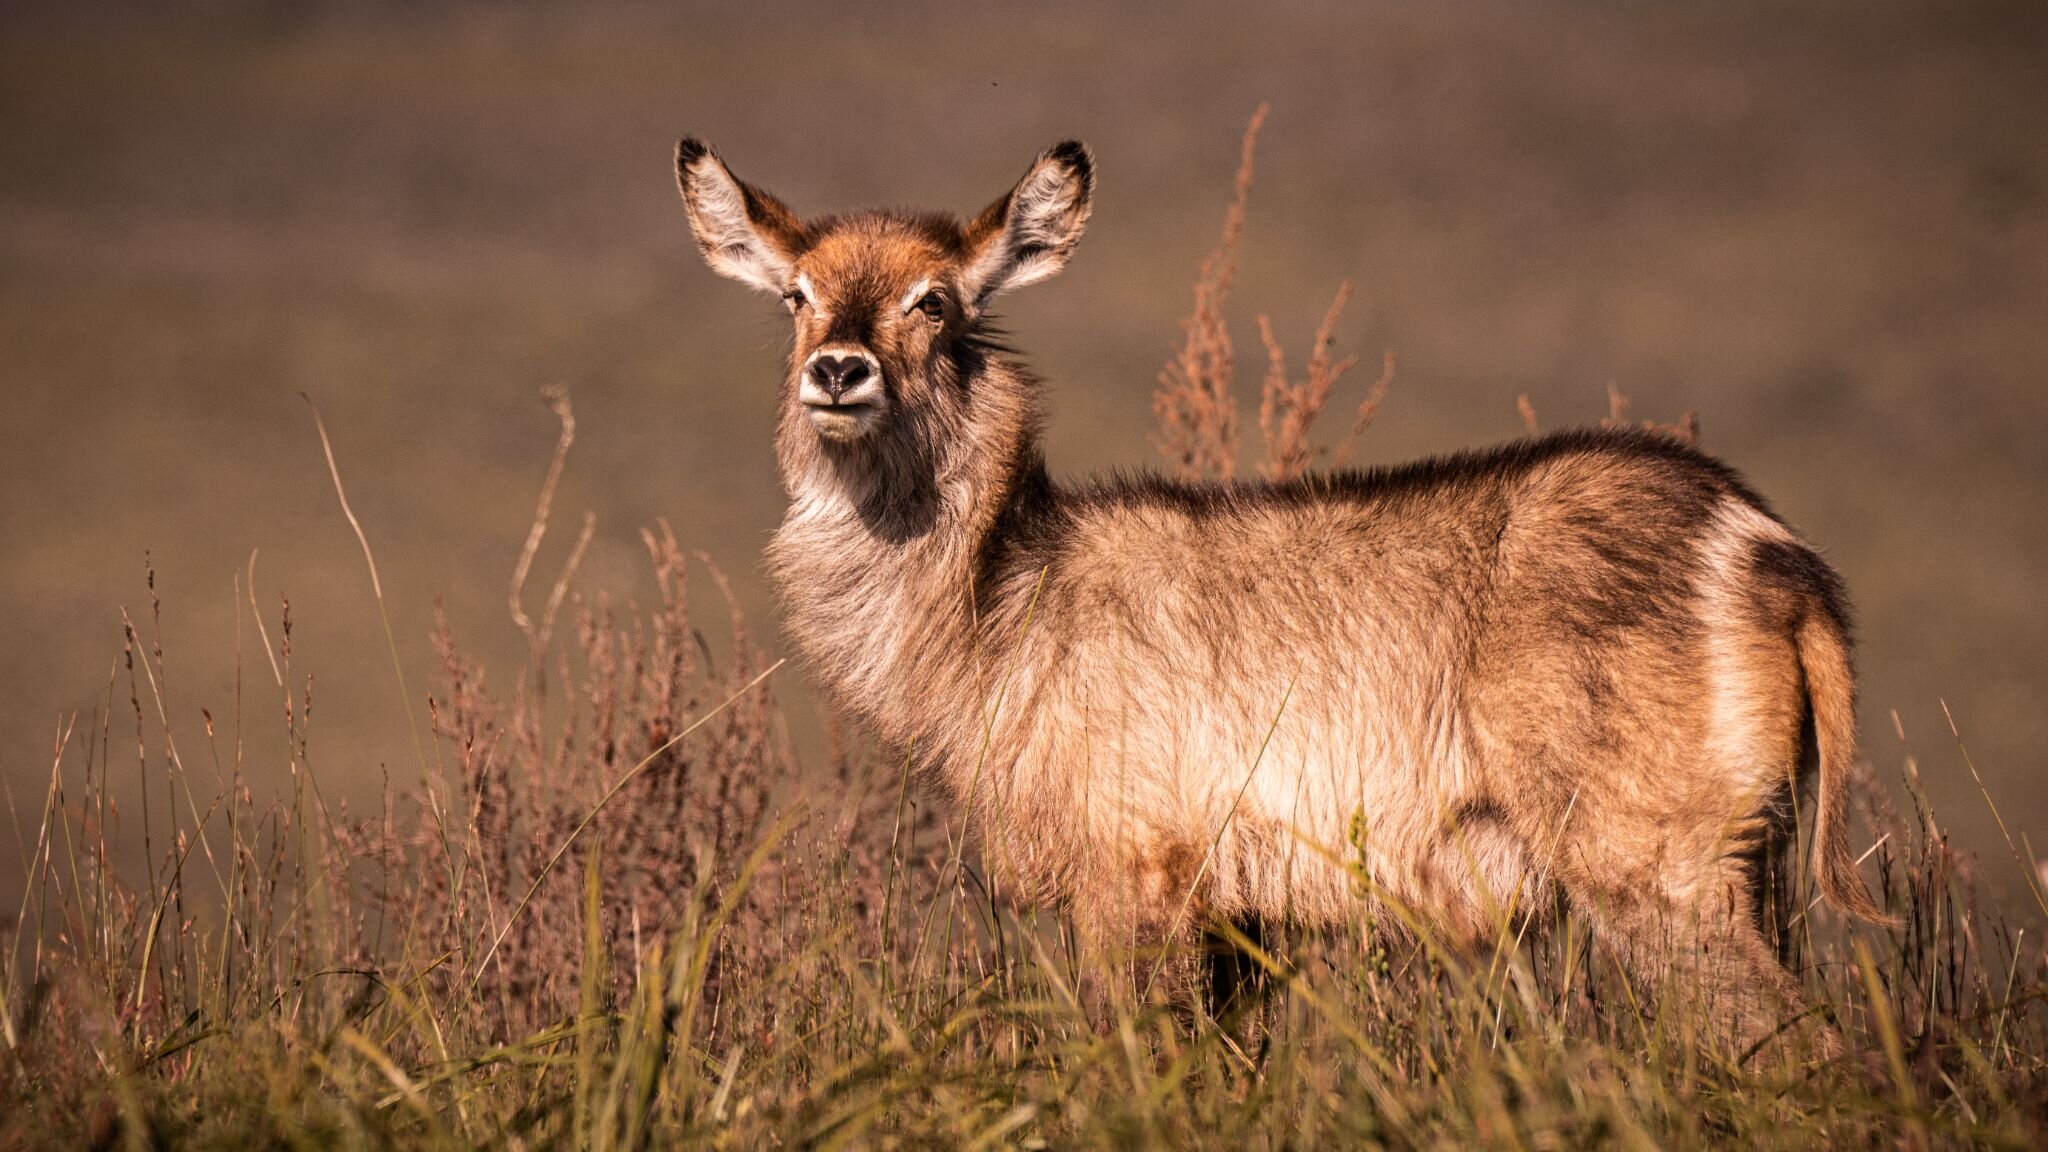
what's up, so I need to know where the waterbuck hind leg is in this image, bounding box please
[1560,829,1835,1066]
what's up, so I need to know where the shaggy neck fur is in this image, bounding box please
[764,339,1050,786]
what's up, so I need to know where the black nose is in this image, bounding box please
[808,354,873,400]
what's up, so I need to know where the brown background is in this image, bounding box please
[3,1,2043,902]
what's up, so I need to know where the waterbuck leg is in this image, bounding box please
[1204,919,1273,1023]
[1561,832,1833,1065]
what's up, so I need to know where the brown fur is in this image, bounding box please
[674,136,1890,1056]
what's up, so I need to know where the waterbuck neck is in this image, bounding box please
[764,350,1052,757]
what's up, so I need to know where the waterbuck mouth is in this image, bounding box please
[803,396,882,442]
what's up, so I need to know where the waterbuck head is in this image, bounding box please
[675,137,1091,512]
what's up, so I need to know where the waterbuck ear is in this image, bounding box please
[675,137,806,294]
[961,140,1094,305]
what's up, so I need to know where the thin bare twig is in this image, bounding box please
[511,385,576,645]
[246,550,283,689]
[302,394,433,820]
[1331,350,1397,469]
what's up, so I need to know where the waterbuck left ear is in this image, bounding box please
[675,137,808,294]
[961,141,1094,306]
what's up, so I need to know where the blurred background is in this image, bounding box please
[2,1,2043,902]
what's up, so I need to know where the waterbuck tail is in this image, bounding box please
[1794,606,1895,926]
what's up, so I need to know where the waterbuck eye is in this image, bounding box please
[916,291,945,321]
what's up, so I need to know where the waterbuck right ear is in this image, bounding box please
[960,140,1094,306]
[675,137,806,294]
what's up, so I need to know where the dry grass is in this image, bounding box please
[1152,105,1262,482]
[3,120,2046,1150]
[1156,107,1398,484]
[1518,385,1701,447]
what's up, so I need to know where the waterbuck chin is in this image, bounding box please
[673,135,1890,1057]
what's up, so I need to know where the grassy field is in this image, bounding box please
[5,119,2047,1148]
[3,472,2045,1148]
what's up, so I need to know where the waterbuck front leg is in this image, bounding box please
[1067,834,1217,1025]
[1203,917,1279,1037]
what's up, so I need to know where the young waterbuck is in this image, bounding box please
[673,136,1889,1055]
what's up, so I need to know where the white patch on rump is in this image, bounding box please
[1694,498,1800,801]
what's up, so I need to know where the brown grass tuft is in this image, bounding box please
[1257,282,1364,482]
[1153,105,1265,481]
[1600,382,1701,446]
[1158,107,1397,484]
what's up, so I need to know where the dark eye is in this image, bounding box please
[783,288,807,311]
[916,291,945,321]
